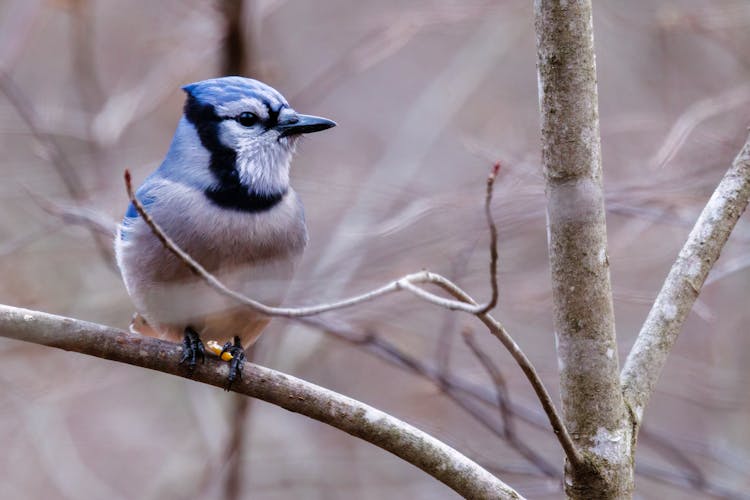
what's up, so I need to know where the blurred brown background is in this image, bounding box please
[1,1,749,498]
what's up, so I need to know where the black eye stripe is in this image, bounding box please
[263,101,281,126]
[212,97,286,127]
[221,108,285,129]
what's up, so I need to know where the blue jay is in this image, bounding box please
[115,76,335,387]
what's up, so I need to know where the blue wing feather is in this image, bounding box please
[120,182,157,241]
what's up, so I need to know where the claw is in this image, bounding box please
[180,326,205,373]
[220,336,246,390]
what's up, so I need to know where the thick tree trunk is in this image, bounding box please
[534,1,634,497]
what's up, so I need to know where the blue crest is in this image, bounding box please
[181,76,288,110]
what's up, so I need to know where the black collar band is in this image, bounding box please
[205,185,286,212]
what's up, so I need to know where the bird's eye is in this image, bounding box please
[236,112,258,127]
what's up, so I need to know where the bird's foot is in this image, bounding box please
[220,336,246,391]
[179,326,205,374]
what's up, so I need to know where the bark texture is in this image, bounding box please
[534,1,633,497]
[0,304,522,500]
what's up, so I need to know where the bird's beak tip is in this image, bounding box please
[277,114,337,137]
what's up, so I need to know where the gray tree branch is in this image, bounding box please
[621,132,750,423]
[0,303,522,500]
[534,0,632,497]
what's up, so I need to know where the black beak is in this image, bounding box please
[276,114,336,137]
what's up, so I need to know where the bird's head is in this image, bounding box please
[163,76,335,211]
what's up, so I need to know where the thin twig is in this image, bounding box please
[0,303,523,500]
[462,328,514,438]
[462,328,560,478]
[426,281,583,470]
[125,168,497,317]
[441,383,560,479]
[476,162,501,315]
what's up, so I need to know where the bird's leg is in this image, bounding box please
[220,336,246,390]
[179,326,206,373]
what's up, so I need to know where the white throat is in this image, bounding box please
[223,126,298,196]
[236,146,292,196]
